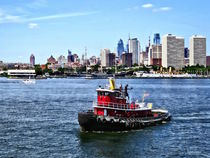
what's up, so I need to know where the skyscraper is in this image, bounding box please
[128,38,140,65]
[122,53,132,67]
[108,53,116,67]
[67,50,74,63]
[153,33,161,45]
[207,56,210,66]
[100,49,111,67]
[150,45,162,66]
[30,54,35,66]
[184,48,189,58]
[184,48,190,66]
[189,35,206,66]
[162,34,184,69]
[117,39,124,59]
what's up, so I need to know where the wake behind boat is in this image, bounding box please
[78,78,171,132]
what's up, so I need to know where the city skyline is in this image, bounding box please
[0,0,210,64]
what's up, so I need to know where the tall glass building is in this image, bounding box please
[153,33,161,45]
[67,50,74,63]
[117,39,125,59]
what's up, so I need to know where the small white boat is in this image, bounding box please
[22,78,36,84]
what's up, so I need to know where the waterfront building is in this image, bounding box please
[162,34,184,69]
[47,55,57,64]
[117,39,125,59]
[153,33,161,45]
[189,35,206,66]
[30,54,35,66]
[8,69,36,78]
[122,52,132,67]
[207,56,210,66]
[128,38,140,65]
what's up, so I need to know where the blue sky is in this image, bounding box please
[0,0,209,64]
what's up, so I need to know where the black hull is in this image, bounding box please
[78,111,171,132]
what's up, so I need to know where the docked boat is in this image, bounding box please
[78,78,171,132]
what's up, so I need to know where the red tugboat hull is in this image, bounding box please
[78,110,171,132]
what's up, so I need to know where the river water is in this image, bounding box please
[0,78,210,158]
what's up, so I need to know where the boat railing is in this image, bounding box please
[93,101,146,111]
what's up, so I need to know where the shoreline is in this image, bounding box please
[2,76,210,80]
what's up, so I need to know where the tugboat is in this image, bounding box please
[78,78,171,132]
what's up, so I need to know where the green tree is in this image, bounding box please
[34,65,43,75]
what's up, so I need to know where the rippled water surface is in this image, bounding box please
[0,78,210,158]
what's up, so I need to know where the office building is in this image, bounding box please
[128,38,140,65]
[206,56,210,66]
[150,45,162,66]
[100,49,111,67]
[153,33,161,45]
[184,48,189,58]
[108,53,116,67]
[30,54,35,66]
[162,34,184,69]
[189,35,206,66]
[67,50,74,63]
[117,39,125,59]
[122,53,132,67]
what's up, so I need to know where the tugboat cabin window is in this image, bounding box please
[98,91,110,96]
[114,92,120,97]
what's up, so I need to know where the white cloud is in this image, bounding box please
[160,7,172,11]
[29,11,98,21]
[28,23,39,29]
[125,6,140,11]
[142,3,153,8]
[153,7,172,12]
[0,11,21,24]
[0,11,98,24]
[26,0,48,9]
